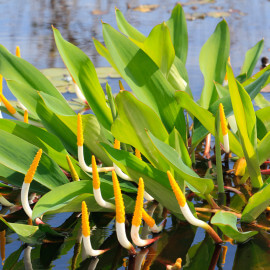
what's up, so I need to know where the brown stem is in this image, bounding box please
[205,225,223,244]
[195,208,241,219]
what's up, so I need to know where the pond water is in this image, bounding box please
[0,0,270,269]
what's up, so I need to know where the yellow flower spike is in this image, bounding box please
[66,155,79,181]
[77,114,84,146]
[135,149,142,160]
[24,110,28,123]
[114,139,120,150]
[16,46,21,57]
[24,149,42,184]
[219,103,228,136]
[0,230,5,265]
[119,80,124,91]
[112,170,125,223]
[92,155,100,190]
[0,74,2,94]
[132,178,144,227]
[142,209,155,228]
[81,201,90,237]
[0,93,16,115]
[234,157,247,176]
[167,171,186,207]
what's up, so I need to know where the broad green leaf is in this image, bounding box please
[241,179,270,223]
[111,91,169,170]
[143,23,175,76]
[0,164,49,194]
[147,131,214,194]
[3,245,25,270]
[92,38,120,74]
[32,180,135,219]
[102,22,184,134]
[0,119,88,180]
[101,143,185,219]
[53,27,113,130]
[166,3,188,63]
[239,39,264,79]
[175,91,243,157]
[0,45,72,115]
[255,93,270,108]
[115,8,146,42]
[199,20,230,109]
[0,217,38,238]
[211,211,257,242]
[0,130,68,190]
[256,107,270,140]
[227,64,262,188]
[258,131,270,164]
[169,128,192,167]
[36,97,112,166]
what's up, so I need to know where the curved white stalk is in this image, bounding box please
[78,146,93,172]
[116,222,135,252]
[82,235,107,257]
[24,246,33,270]
[93,188,115,209]
[131,225,157,247]
[150,223,164,233]
[223,133,230,153]
[0,196,14,207]
[144,191,154,201]
[74,83,87,103]
[21,183,32,219]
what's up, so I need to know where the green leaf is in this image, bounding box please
[143,23,175,76]
[199,20,230,109]
[169,128,192,167]
[256,107,270,140]
[0,130,68,190]
[147,131,214,194]
[211,211,257,242]
[166,3,188,64]
[53,27,113,130]
[101,143,185,219]
[227,64,262,188]
[111,91,169,170]
[239,39,264,79]
[258,131,270,164]
[255,93,270,109]
[0,119,88,180]
[0,45,72,115]
[0,217,38,238]
[102,22,184,134]
[0,164,49,194]
[115,8,146,42]
[32,180,135,219]
[36,97,112,166]
[241,181,270,223]
[175,91,243,157]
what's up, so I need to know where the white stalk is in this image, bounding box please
[144,191,154,201]
[150,223,164,233]
[24,246,33,270]
[78,146,93,172]
[113,163,132,181]
[82,235,106,257]
[180,204,208,229]
[131,225,156,247]
[21,183,32,219]
[116,222,134,250]
[0,196,14,207]
[74,83,87,103]
[223,133,230,153]
[93,188,115,209]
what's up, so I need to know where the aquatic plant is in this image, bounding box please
[0,3,269,268]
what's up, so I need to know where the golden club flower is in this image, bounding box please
[112,170,135,254]
[81,201,108,257]
[131,178,158,246]
[167,171,222,244]
[66,155,80,181]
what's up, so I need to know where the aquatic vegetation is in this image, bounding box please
[0,3,269,268]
